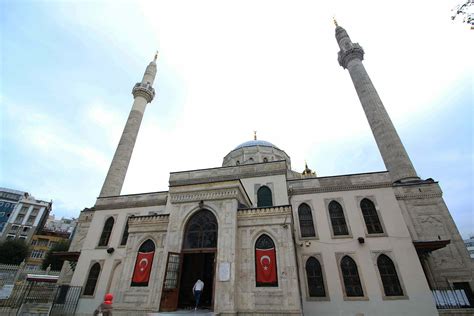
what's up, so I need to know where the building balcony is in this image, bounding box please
[433,288,474,314]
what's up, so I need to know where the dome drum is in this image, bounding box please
[222,140,291,169]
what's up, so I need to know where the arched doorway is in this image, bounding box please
[178,209,217,310]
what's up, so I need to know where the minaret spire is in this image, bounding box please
[335,24,419,183]
[99,53,158,197]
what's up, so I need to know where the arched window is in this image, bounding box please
[306,257,325,297]
[328,201,348,236]
[183,210,218,249]
[131,239,155,287]
[377,254,403,296]
[340,256,364,297]
[298,203,316,237]
[83,262,101,295]
[255,234,278,287]
[263,157,268,163]
[360,198,383,234]
[98,217,114,246]
[120,219,129,246]
[257,186,273,207]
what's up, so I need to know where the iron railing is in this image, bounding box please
[432,288,472,309]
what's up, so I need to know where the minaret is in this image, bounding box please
[335,22,419,183]
[99,53,158,197]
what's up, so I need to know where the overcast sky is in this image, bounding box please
[0,0,472,238]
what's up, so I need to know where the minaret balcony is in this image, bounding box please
[132,82,156,103]
[338,43,365,69]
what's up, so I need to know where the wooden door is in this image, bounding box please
[159,252,182,311]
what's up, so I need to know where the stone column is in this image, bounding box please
[99,56,157,197]
[336,25,419,183]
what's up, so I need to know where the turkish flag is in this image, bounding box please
[256,248,277,284]
[132,251,154,285]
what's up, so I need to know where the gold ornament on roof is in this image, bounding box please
[333,17,338,27]
[254,131,257,140]
[302,160,316,176]
[154,50,159,61]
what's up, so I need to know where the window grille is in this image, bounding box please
[377,254,403,296]
[340,256,364,297]
[98,217,114,246]
[83,263,101,295]
[329,201,349,236]
[361,198,383,234]
[298,203,316,237]
[306,257,325,297]
[257,186,273,207]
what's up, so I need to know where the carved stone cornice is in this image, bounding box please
[95,192,168,210]
[128,214,169,233]
[169,160,287,187]
[395,193,443,200]
[170,188,242,204]
[288,182,392,196]
[129,214,169,224]
[237,205,292,218]
[132,82,155,103]
[338,43,364,69]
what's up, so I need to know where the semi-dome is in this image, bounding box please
[223,139,291,169]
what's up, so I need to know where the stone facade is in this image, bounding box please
[64,26,473,316]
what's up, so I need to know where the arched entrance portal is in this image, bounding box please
[160,209,218,312]
[178,209,217,310]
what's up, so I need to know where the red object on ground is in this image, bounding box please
[104,293,113,305]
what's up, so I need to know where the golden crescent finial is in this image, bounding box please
[254,131,257,140]
[333,16,338,27]
[154,50,159,61]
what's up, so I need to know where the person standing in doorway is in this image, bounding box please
[192,279,204,310]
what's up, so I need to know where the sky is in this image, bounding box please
[0,0,472,238]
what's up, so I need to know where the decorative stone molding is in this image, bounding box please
[338,43,365,69]
[237,205,292,218]
[128,214,169,233]
[95,192,168,210]
[288,182,392,196]
[169,160,287,187]
[395,192,443,200]
[170,188,241,204]
[129,214,169,224]
[132,82,155,103]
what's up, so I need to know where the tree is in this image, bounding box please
[0,239,29,264]
[42,239,70,270]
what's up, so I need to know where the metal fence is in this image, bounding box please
[432,289,472,309]
[50,285,82,315]
[0,262,80,315]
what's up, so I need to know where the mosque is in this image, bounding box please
[61,23,473,315]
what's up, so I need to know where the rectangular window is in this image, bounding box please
[14,215,24,224]
[19,206,29,215]
[26,215,36,225]
[38,239,49,247]
[11,225,19,231]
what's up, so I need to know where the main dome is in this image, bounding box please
[222,139,291,168]
[233,140,279,150]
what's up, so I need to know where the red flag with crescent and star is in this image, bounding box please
[256,247,277,284]
[132,251,154,285]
